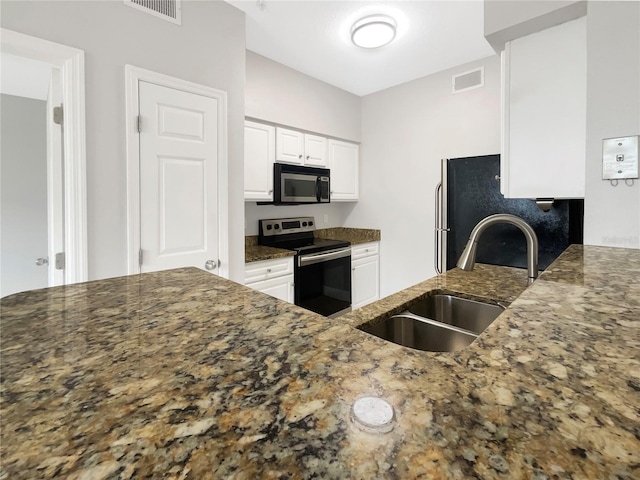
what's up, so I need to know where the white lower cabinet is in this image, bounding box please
[351,242,380,310]
[244,257,294,303]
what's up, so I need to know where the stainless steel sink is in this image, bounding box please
[406,294,504,335]
[356,294,504,352]
[358,313,478,352]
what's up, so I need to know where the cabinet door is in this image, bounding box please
[246,274,294,303]
[276,127,304,165]
[328,139,359,201]
[352,254,379,309]
[501,17,586,199]
[244,121,275,201]
[303,134,328,167]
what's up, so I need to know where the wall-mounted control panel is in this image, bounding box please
[602,135,639,180]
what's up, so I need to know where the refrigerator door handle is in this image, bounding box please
[435,182,443,274]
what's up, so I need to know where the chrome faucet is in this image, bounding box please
[456,214,539,284]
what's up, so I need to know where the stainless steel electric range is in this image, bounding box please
[258,217,351,317]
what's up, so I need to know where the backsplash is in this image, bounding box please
[244,202,351,235]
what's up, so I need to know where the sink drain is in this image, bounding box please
[351,396,395,433]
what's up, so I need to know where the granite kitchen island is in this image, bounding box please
[1,245,638,479]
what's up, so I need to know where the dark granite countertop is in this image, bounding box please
[245,227,381,263]
[1,245,638,478]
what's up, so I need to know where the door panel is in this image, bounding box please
[158,104,205,141]
[139,81,218,274]
[159,156,206,254]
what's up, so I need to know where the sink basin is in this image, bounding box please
[358,313,477,352]
[406,294,504,335]
[356,293,505,352]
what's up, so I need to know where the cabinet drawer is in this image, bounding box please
[246,274,294,303]
[244,257,293,284]
[351,242,379,260]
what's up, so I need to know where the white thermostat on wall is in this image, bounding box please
[602,135,639,180]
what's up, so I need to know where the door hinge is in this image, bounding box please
[139,249,143,266]
[55,252,65,270]
[53,105,63,125]
[137,115,142,133]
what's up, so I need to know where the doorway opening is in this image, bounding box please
[0,29,87,297]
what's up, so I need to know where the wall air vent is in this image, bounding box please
[124,0,182,25]
[452,67,484,94]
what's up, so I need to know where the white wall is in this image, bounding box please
[345,56,502,297]
[246,51,361,142]
[1,1,246,282]
[1,94,48,297]
[245,203,350,236]
[244,51,361,236]
[584,1,640,248]
[484,0,586,51]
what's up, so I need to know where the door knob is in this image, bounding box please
[204,260,217,270]
[35,257,49,266]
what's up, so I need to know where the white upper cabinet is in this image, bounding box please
[501,17,586,199]
[303,134,328,167]
[328,139,359,201]
[244,121,275,201]
[276,127,305,165]
[276,127,327,167]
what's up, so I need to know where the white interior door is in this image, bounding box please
[139,80,219,274]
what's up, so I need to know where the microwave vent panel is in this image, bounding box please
[124,0,182,25]
[452,67,484,94]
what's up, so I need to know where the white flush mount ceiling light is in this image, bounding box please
[351,14,397,49]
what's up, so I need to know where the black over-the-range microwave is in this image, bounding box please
[267,163,330,205]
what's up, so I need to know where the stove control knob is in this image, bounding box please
[309,221,314,226]
[302,222,307,226]
[266,225,272,230]
[274,224,280,230]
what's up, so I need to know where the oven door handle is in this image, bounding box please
[298,247,351,267]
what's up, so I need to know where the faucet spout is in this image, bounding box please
[456,214,539,284]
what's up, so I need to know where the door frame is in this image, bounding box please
[124,65,229,278]
[1,28,88,284]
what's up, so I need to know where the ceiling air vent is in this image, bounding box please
[124,0,182,25]
[452,67,484,94]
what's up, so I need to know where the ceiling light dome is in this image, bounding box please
[351,14,397,49]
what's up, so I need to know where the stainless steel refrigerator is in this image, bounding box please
[435,154,583,273]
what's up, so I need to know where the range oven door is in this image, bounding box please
[295,247,351,317]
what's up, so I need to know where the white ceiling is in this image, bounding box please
[227,0,496,96]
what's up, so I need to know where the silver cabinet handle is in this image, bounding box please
[298,154,303,159]
[306,155,310,160]
[205,260,217,270]
[266,268,272,273]
[35,257,49,266]
[268,189,273,194]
